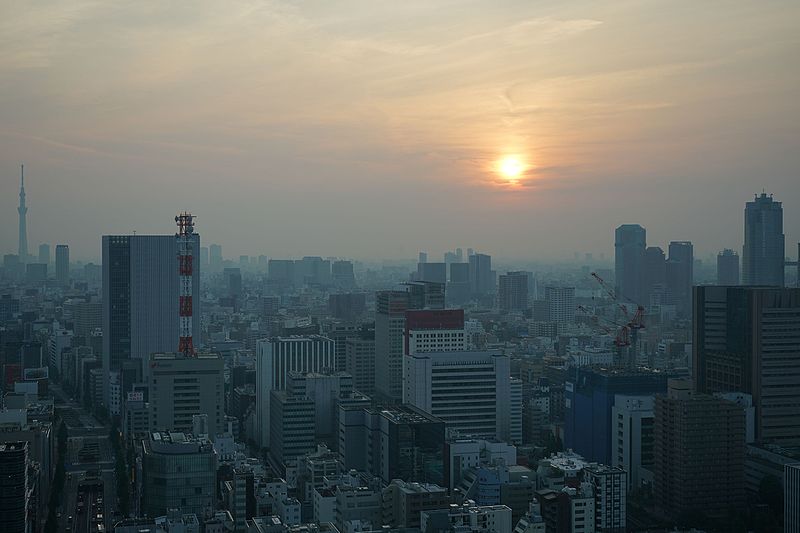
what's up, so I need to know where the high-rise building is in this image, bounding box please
[665,241,693,316]
[447,262,471,305]
[332,260,356,288]
[694,286,800,444]
[417,262,447,284]
[142,432,217,518]
[584,464,627,533]
[209,243,223,273]
[382,480,450,529]
[614,224,646,305]
[717,249,740,286]
[405,309,466,355]
[37,243,49,265]
[147,352,224,436]
[469,253,494,295]
[17,166,27,262]
[255,336,335,447]
[499,271,529,312]
[339,404,445,486]
[404,350,516,442]
[0,442,28,533]
[102,234,201,410]
[565,367,669,464]
[611,395,654,491]
[545,286,575,324]
[345,332,375,396]
[55,244,69,285]
[786,463,800,532]
[224,267,242,300]
[654,380,745,518]
[374,283,443,403]
[644,246,665,306]
[73,299,102,337]
[743,192,784,286]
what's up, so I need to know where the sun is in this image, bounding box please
[497,156,525,181]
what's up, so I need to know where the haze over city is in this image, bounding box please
[2,0,799,261]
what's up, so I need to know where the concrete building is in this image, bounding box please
[256,336,335,447]
[55,244,69,285]
[499,271,529,312]
[405,309,466,355]
[73,299,102,337]
[644,246,666,306]
[444,438,517,492]
[654,380,745,518]
[339,404,445,486]
[694,286,800,444]
[37,243,49,265]
[615,224,646,306]
[147,352,224,436]
[610,395,654,491]
[102,234,200,410]
[332,260,356,288]
[382,480,450,528]
[0,442,29,533]
[141,432,217,519]
[743,192,784,286]
[421,502,513,533]
[418,262,448,284]
[404,350,516,441]
[717,249,740,285]
[345,334,375,396]
[584,464,626,533]
[545,286,575,324]
[270,389,315,472]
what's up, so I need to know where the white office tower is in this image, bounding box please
[611,395,655,490]
[545,286,576,324]
[584,464,627,533]
[102,234,200,410]
[255,336,335,447]
[404,350,518,442]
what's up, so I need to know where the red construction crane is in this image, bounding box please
[577,304,631,348]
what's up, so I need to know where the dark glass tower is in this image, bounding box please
[743,192,784,286]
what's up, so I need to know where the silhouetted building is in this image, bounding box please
[328,293,366,321]
[332,260,356,288]
[37,244,49,265]
[17,167,27,261]
[665,241,693,316]
[743,192,784,286]
[717,249,740,286]
[615,224,646,305]
[499,271,529,312]
[469,253,494,296]
[545,286,575,324]
[55,244,69,285]
[417,262,447,284]
[644,246,665,305]
[654,380,745,518]
[694,285,800,444]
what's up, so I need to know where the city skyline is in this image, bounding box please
[1,1,799,260]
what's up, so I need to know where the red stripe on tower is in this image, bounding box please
[176,212,196,357]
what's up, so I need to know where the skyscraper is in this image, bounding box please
[665,241,693,316]
[17,165,27,262]
[102,234,200,410]
[743,192,784,286]
[654,380,745,518]
[545,286,575,324]
[498,271,529,312]
[644,246,665,305]
[469,253,494,296]
[209,243,223,273]
[37,243,49,265]
[693,285,800,444]
[614,225,646,305]
[716,249,740,285]
[55,244,69,285]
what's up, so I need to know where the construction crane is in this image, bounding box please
[577,304,631,348]
[588,272,648,366]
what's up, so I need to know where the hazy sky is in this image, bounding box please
[1,0,798,262]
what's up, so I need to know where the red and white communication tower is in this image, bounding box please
[176,212,196,357]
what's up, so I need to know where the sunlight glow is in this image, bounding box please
[497,156,525,181]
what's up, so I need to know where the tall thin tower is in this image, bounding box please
[176,212,196,356]
[18,165,28,261]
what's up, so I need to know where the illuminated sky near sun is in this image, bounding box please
[1,0,798,261]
